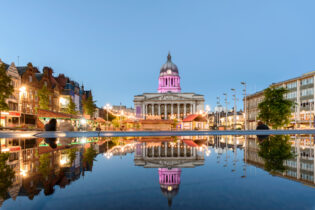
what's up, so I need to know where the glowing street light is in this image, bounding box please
[59,97,68,106]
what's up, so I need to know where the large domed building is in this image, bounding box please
[134,53,205,120]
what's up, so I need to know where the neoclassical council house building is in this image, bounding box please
[134,53,205,120]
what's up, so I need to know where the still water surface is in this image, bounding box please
[1,135,315,209]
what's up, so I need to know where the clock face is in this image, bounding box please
[167,69,172,74]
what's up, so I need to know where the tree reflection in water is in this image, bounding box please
[0,153,15,199]
[258,135,293,172]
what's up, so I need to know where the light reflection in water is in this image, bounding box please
[0,134,314,209]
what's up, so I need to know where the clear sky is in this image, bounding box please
[1,0,315,110]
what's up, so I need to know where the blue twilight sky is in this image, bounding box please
[1,0,315,110]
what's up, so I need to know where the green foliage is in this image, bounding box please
[0,153,15,198]
[258,87,293,129]
[39,153,51,177]
[258,135,294,172]
[172,119,178,128]
[112,117,120,128]
[38,85,50,110]
[83,96,96,116]
[65,97,77,115]
[66,148,78,165]
[83,147,97,165]
[111,137,121,146]
[0,64,14,120]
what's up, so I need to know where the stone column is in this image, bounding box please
[193,103,196,114]
[152,104,154,115]
[164,142,167,156]
[142,103,145,119]
[158,145,161,157]
[165,103,167,120]
[190,103,193,114]
[158,104,161,117]
[142,142,146,157]
[177,103,180,120]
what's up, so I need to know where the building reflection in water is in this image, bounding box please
[0,137,103,207]
[245,135,315,186]
[134,137,207,206]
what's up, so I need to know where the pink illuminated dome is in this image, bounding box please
[158,52,181,93]
[159,168,181,207]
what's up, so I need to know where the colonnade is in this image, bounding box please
[142,102,196,119]
[141,142,197,158]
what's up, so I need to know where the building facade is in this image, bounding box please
[0,61,22,127]
[0,58,94,128]
[134,53,205,120]
[245,71,315,129]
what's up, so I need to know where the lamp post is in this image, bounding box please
[216,97,221,127]
[231,88,237,130]
[205,105,211,130]
[103,103,112,130]
[223,93,228,129]
[241,82,247,130]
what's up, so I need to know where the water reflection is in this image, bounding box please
[0,135,315,208]
[134,139,207,206]
[245,135,315,184]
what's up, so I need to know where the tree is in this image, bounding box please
[83,96,96,116]
[0,153,15,199]
[112,117,120,128]
[39,153,51,177]
[258,135,293,172]
[0,64,13,127]
[258,87,293,129]
[38,85,50,110]
[65,147,78,165]
[83,147,97,165]
[65,97,77,115]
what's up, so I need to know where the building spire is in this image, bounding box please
[167,51,171,62]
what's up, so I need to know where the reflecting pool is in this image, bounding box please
[1,135,315,209]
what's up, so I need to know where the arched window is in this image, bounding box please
[165,78,167,86]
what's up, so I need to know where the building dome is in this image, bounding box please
[160,52,179,75]
[158,53,181,93]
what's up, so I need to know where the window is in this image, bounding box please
[286,81,297,89]
[286,91,297,99]
[301,77,313,86]
[44,81,47,87]
[29,75,32,82]
[301,88,313,96]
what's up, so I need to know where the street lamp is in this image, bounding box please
[103,103,112,130]
[223,93,229,129]
[216,97,221,127]
[241,82,247,130]
[231,88,237,130]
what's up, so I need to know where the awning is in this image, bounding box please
[183,140,199,147]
